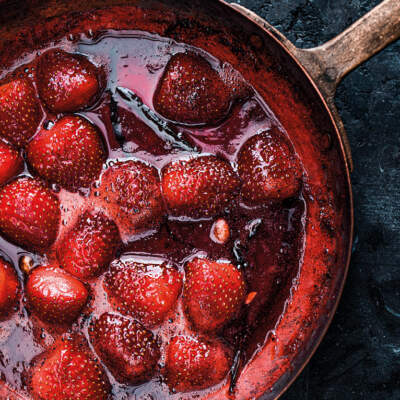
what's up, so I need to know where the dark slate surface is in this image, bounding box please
[227,1,400,399]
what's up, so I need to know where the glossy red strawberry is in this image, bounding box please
[0,79,42,148]
[165,335,232,392]
[0,177,60,251]
[95,160,164,240]
[0,258,19,320]
[161,155,240,219]
[37,49,101,113]
[237,129,303,203]
[25,265,89,324]
[57,211,120,280]
[184,257,246,332]
[27,116,106,191]
[0,140,23,186]
[104,259,182,327]
[154,52,231,125]
[89,313,160,384]
[29,334,111,400]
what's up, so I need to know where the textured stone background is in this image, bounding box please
[227,0,400,399]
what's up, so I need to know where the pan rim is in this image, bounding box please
[219,1,354,399]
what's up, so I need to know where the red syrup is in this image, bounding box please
[0,31,305,399]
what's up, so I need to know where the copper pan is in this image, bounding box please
[0,0,399,399]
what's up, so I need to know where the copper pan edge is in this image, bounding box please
[219,3,352,399]
[219,0,399,398]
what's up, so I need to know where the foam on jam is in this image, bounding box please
[0,31,306,399]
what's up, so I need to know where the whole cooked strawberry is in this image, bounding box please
[0,79,42,148]
[161,155,240,219]
[95,160,164,240]
[29,334,111,400]
[57,211,120,280]
[89,313,160,384]
[37,49,101,113]
[0,140,23,186]
[0,258,19,320]
[25,265,89,324]
[153,52,231,125]
[0,177,60,251]
[164,335,232,392]
[104,259,182,327]
[237,129,303,203]
[27,116,106,191]
[183,257,246,332]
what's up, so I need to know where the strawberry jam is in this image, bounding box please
[0,28,306,400]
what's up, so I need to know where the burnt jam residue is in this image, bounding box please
[0,31,305,399]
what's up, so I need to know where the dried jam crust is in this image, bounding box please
[0,29,305,400]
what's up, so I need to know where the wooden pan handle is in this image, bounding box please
[297,0,400,100]
[230,0,400,171]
